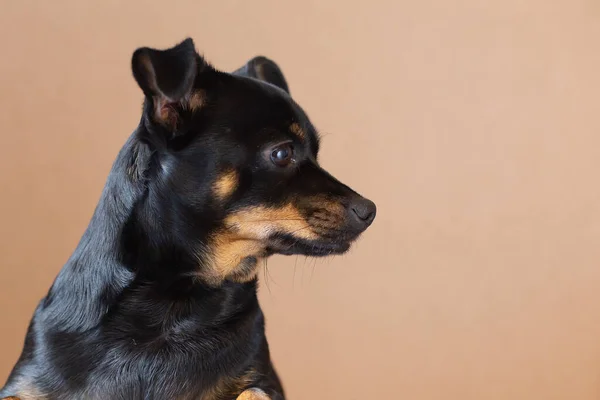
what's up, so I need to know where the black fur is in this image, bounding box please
[1,38,375,400]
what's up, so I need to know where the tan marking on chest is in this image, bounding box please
[200,369,260,400]
[235,388,270,400]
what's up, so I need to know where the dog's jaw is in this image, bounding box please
[198,236,268,285]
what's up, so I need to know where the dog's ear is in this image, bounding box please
[233,56,290,94]
[132,38,206,130]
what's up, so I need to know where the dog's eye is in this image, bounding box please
[270,143,295,167]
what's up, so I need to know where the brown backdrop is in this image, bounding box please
[1,1,600,399]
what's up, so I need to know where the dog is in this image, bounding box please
[0,38,376,400]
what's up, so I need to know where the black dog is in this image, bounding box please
[1,38,376,400]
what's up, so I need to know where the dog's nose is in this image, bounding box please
[348,197,377,229]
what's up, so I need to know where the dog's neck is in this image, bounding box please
[42,130,258,334]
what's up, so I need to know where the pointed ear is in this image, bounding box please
[233,56,290,94]
[132,38,205,128]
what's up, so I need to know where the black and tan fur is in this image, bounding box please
[0,38,376,400]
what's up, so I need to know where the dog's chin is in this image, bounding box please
[266,234,353,257]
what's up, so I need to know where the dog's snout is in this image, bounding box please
[348,197,376,229]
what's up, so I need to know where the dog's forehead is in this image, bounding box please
[213,75,318,146]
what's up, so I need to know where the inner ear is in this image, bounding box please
[131,38,204,128]
[233,56,290,94]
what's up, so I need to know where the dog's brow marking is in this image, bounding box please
[236,388,270,400]
[289,123,306,141]
[213,169,239,200]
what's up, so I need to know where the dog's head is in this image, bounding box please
[130,38,376,285]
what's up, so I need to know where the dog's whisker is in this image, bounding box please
[263,258,272,296]
[230,218,307,223]
[286,225,314,235]
[265,259,276,287]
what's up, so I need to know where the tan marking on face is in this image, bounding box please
[311,195,346,215]
[203,234,264,284]
[224,204,317,241]
[236,388,270,400]
[296,195,347,233]
[289,123,306,141]
[200,204,316,285]
[213,169,239,201]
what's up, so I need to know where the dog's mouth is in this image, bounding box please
[265,233,353,257]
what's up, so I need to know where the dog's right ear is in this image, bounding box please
[132,38,206,130]
[233,56,290,94]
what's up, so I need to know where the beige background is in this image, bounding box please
[1,1,600,399]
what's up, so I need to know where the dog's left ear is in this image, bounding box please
[233,56,290,94]
[132,38,207,130]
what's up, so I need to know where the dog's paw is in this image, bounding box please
[236,388,270,400]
